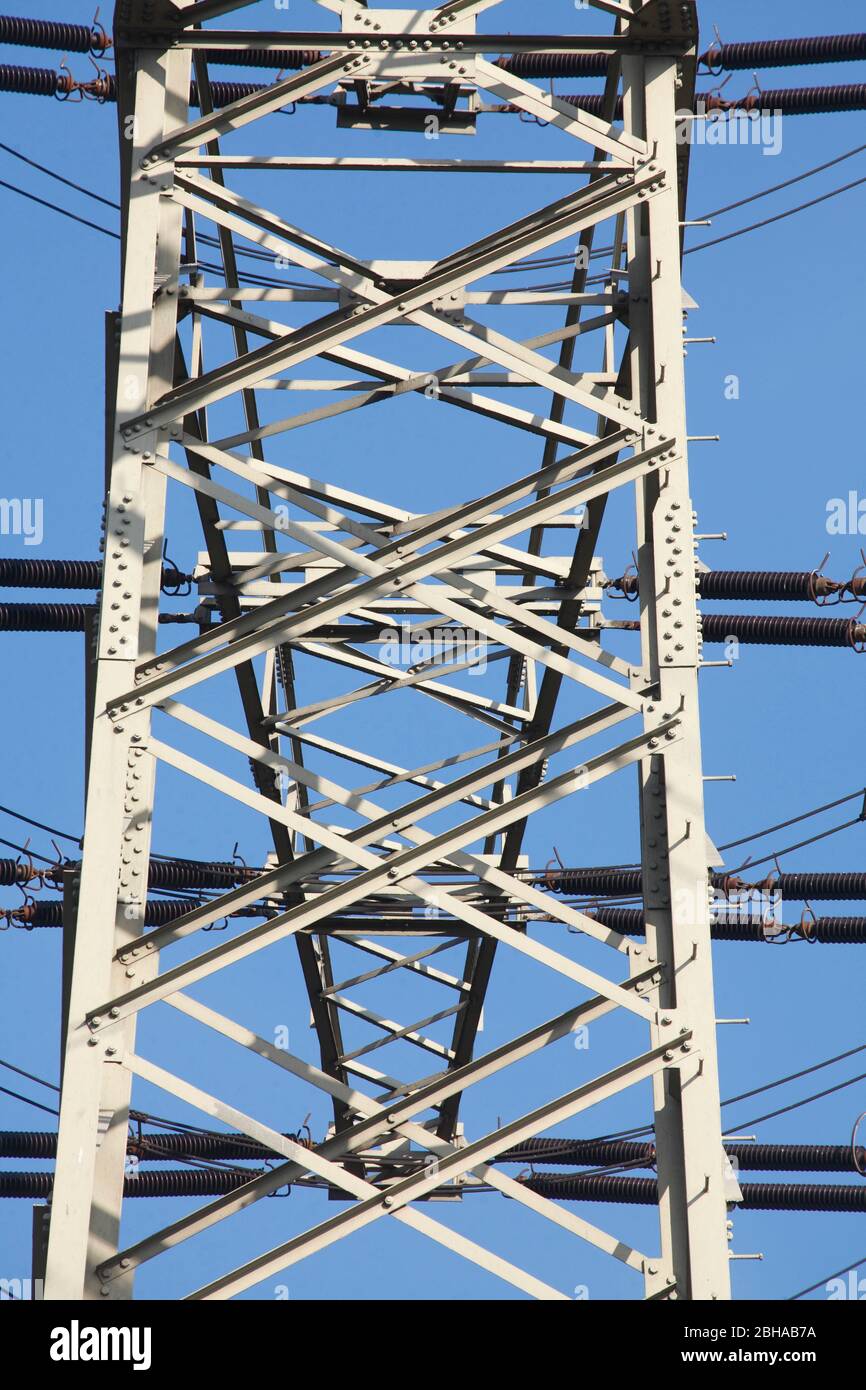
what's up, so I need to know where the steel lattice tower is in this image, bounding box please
[45,0,732,1302]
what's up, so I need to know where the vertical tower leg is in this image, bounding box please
[45,42,190,1301]
[629,51,732,1301]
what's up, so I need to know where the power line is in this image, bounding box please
[0,1085,58,1117]
[0,836,53,864]
[725,813,866,876]
[729,1068,866,1133]
[594,1043,866,1144]
[6,138,863,276]
[0,176,119,239]
[0,1060,59,1117]
[723,1044,866,1108]
[0,1056,59,1092]
[0,803,80,846]
[686,174,866,254]
[717,786,866,853]
[789,1253,866,1301]
[0,143,314,273]
[0,139,119,209]
[697,141,866,220]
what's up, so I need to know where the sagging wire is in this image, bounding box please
[0,802,81,847]
[0,1056,59,1093]
[728,1069,866,1134]
[0,139,118,209]
[789,1252,866,1301]
[0,175,119,238]
[0,836,52,864]
[591,1043,866,1146]
[0,1085,58,1117]
[0,142,323,286]
[697,140,866,221]
[717,785,866,854]
[685,173,866,255]
[0,1057,59,1117]
[723,805,866,879]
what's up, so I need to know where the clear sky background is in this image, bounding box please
[1,0,865,1302]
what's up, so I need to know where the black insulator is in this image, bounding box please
[558,88,866,119]
[145,858,261,890]
[200,47,321,71]
[2,1129,862,1174]
[542,867,643,897]
[9,899,203,929]
[13,19,857,74]
[7,69,866,119]
[706,919,779,942]
[740,1183,866,1213]
[8,896,275,928]
[521,1174,866,1212]
[124,1130,310,1162]
[0,858,38,886]
[702,570,798,601]
[136,899,200,926]
[705,84,866,116]
[589,906,773,942]
[713,916,866,944]
[0,1131,58,1160]
[0,15,106,53]
[585,906,646,934]
[122,1167,263,1198]
[127,1133,296,1162]
[41,857,264,891]
[0,558,102,590]
[0,602,95,632]
[742,872,866,901]
[502,1138,866,1174]
[701,34,866,72]
[190,77,272,109]
[0,62,64,96]
[585,907,866,943]
[701,613,863,648]
[732,1144,866,1174]
[559,94,623,120]
[0,1172,54,1199]
[2,1166,863,1207]
[524,1173,659,1204]
[701,572,865,602]
[542,869,866,901]
[10,896,866,939]
[505,1138,656,1168]
[0,1168,263,1199]
[5,901,63,928]
[0,559,191,591]
[807,916,866,943]
[0,70,285,108]
[611,571,835,602]
[497,53,609,79]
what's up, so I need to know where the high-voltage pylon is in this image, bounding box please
[45,0,733,1302]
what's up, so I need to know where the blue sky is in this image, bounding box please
[1,0,865,1301]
